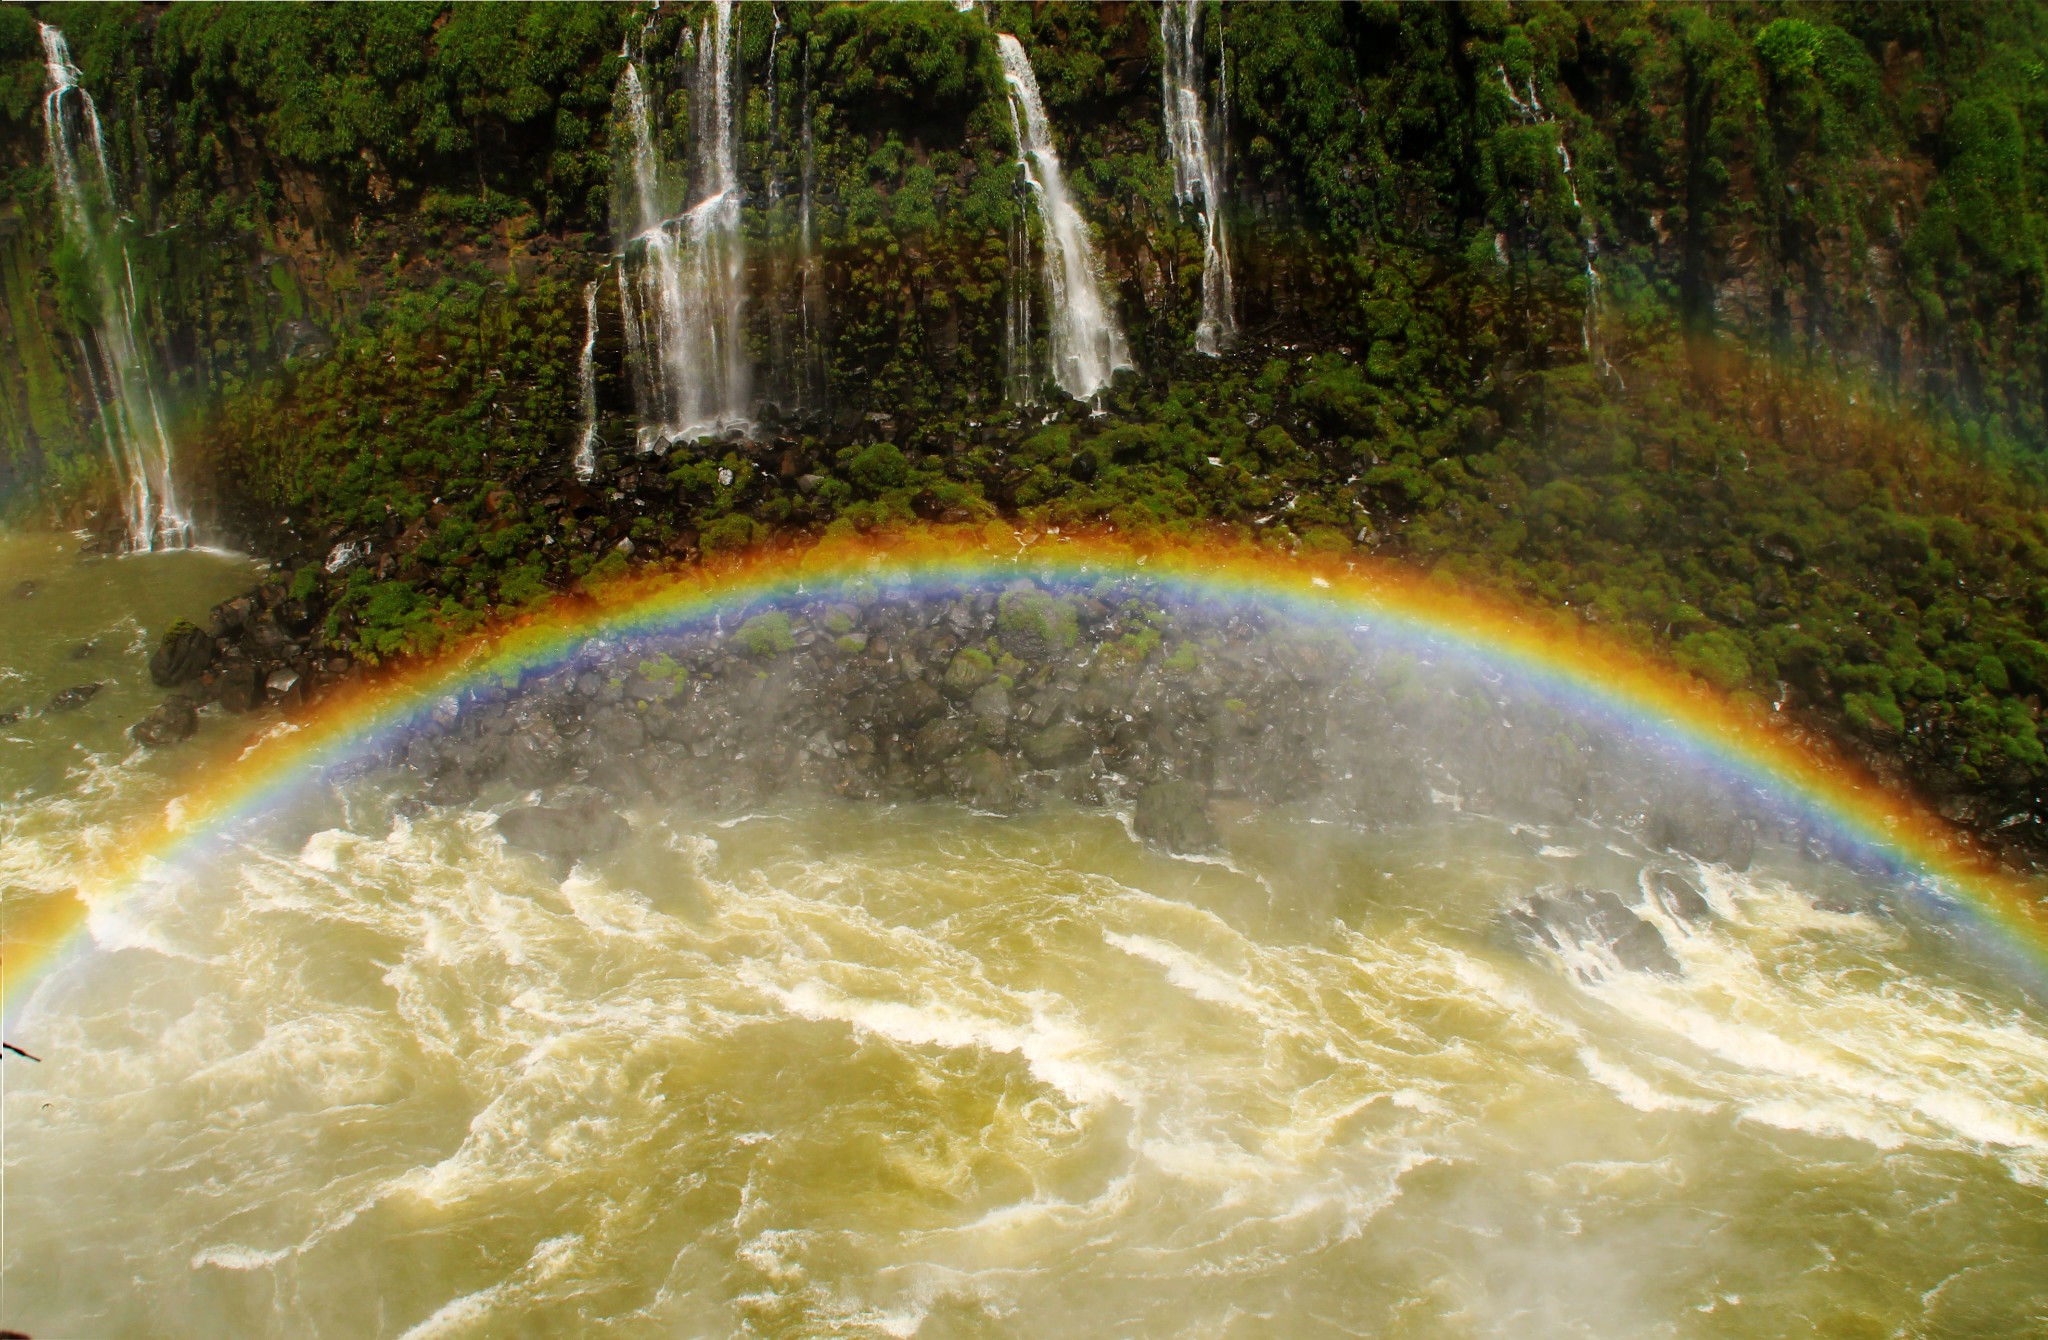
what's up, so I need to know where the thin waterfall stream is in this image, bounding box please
[38,24,191,552]
[1160,0,1235,356]
[996,33,1131,402]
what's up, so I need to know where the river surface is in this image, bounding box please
[4,536,2047,1338]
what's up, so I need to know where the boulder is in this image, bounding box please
[46,683,102,712]
[266,667,305,712]
[149,622,215,688]
[1023,720,1091,769]
[996,589,1079,662]
[131,694,198,747]
[216,662,265,713]
[943,649,995,698]
[945,747,1020,812]
[496,801,630,864]
[1134,780,1217,854]
[207,596,252,640]
[1507,886,1680,978]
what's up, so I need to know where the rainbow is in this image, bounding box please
[7,528,2048,1031]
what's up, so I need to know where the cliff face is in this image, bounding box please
[5,1,2048,859]
[6,3,2045,481]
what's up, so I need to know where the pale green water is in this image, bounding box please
[4,538,2047,1339]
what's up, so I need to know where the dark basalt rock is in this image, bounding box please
[46,683,102,712]
[1508,886,1681,978]
[0,706,26,727]
[1023,720,1091,768]
[208,596,253,640]
[131,694,198,747]
[496,801,630,864]
[1134,780,1217,854]
[216,661,265,713]
[946,747,1020,812]
[150,621,213,687]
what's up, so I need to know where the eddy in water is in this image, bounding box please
[4,545,2047,1338]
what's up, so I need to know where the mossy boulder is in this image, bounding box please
[732,612,795,658]
[149,620,213,688]
[943,647,995,697]
[997,589,1079,662]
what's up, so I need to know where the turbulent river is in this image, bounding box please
[4,536,2047,1339]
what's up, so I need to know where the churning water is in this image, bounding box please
[4,544,2046,1338]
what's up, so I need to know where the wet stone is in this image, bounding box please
[46,683,102,713]
[1134,780,1217,854]
[1508,886,1680,978]
[131,694,198,748]
[1648,868,1712,921]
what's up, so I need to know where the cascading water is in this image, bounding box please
[1501,66,1617,385]
[1160,0,1235,357]
[572,276,603,480]
[39,24,191,552]
[615,1,750,451]
[996,33,1131,402]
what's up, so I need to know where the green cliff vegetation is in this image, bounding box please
[6,1,2048,842]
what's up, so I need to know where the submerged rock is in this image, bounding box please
[1647,868,1711,921]
[1134,780,1217,854]
[46,683,102,712]
[132,694,198,747]
[496,801,631,864]
[1647,799,1756,870]
[1507,886,1680,978]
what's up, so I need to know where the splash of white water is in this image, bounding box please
[615,2,750,451]
[39,24,191,552]
[996,33,1131,402]
[1160,0,1234,356]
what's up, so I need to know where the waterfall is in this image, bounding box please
[615,1,749,452]
[573,276,602,480]
[1500,66,1616,385]
[996,33,1131,402]
[39,24,190,552]
[1159,0,1234,356]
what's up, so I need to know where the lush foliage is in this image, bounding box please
[8,1,2048,841]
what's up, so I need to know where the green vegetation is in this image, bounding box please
[8,1,2048,837]
[733,611,795,658]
